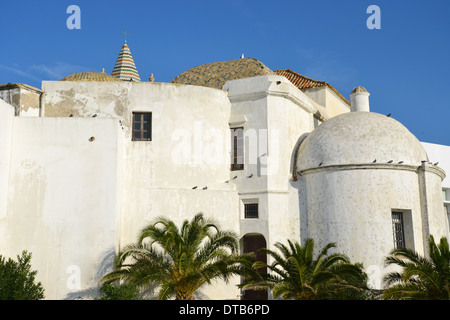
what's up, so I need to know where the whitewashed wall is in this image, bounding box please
[422,142,450,188]
[300,167,447,288]
[2,117,121,299]
[0,100,14,231]
[5,76,447,299]
[41,81,243,298]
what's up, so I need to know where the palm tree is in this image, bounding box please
[100,213,252,300]
[382,235,450,300]
[240,238,368,300]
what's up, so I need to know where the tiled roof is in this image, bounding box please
[274,69,349,105]
[112,41,141,82]
[60,71,122,82]
[171,58,274,89]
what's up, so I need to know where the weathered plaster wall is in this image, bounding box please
[323,86,351,116]
[418,167,450,248]
[302,86,350,118]
[295,107,449,288]
[118,83,241,299]
[422,142,450,188]
[224,75,322,267]
[6,76,449,299]
[0,87,20,114]
[42,81,131,120]
[301,168,428,288]
[422,142,450,231]
[2,117,121,299]
[0,84,42,116]
[265,81,315,247]
[39,80,246,298]
[0,100,14,222]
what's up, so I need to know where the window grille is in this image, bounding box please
[392,211,405,249]
[245,203,258,219]
[132,112,152,141]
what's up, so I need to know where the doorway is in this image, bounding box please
[242,234,268,300]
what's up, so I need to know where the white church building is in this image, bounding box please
[0,40,449,299]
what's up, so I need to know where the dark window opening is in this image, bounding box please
[231,127,243,171]
[242,234,267,300]
[244,203,258,219]
[392,211,405,249]
[132,112,152,141]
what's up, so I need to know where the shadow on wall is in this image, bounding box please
[289,133,309,243]
[290,133,309,182]
[64,248,116,300]
[63,247,218,300]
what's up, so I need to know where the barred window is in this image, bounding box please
[244,203,258,219]
[392,211,405,249]
[132,112,152,141]
[444,189,450,215]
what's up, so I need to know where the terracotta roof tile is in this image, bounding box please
[274,69,349,105]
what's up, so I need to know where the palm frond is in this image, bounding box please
[100,213,250,300]
[383,235,450,300]
[382,282,427,300]
[241,238,368,300]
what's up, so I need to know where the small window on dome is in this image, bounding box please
[132,112,152,141]
[391,212,405,249]
[391,210,413,250]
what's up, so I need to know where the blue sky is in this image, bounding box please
[1,0,449,145]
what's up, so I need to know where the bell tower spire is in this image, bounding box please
[111,31,141,82]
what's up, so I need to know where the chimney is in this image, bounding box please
[350,86,370,112]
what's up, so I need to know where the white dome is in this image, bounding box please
[297,111,428,172]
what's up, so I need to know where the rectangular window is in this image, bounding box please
[443,189,450,216]
[230,127,244,171]
[244,203,259,219]
[132,112,152,141]
[392,211,406,249]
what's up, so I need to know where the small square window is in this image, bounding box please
[132,112,152,141]
[245,203,258,219]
